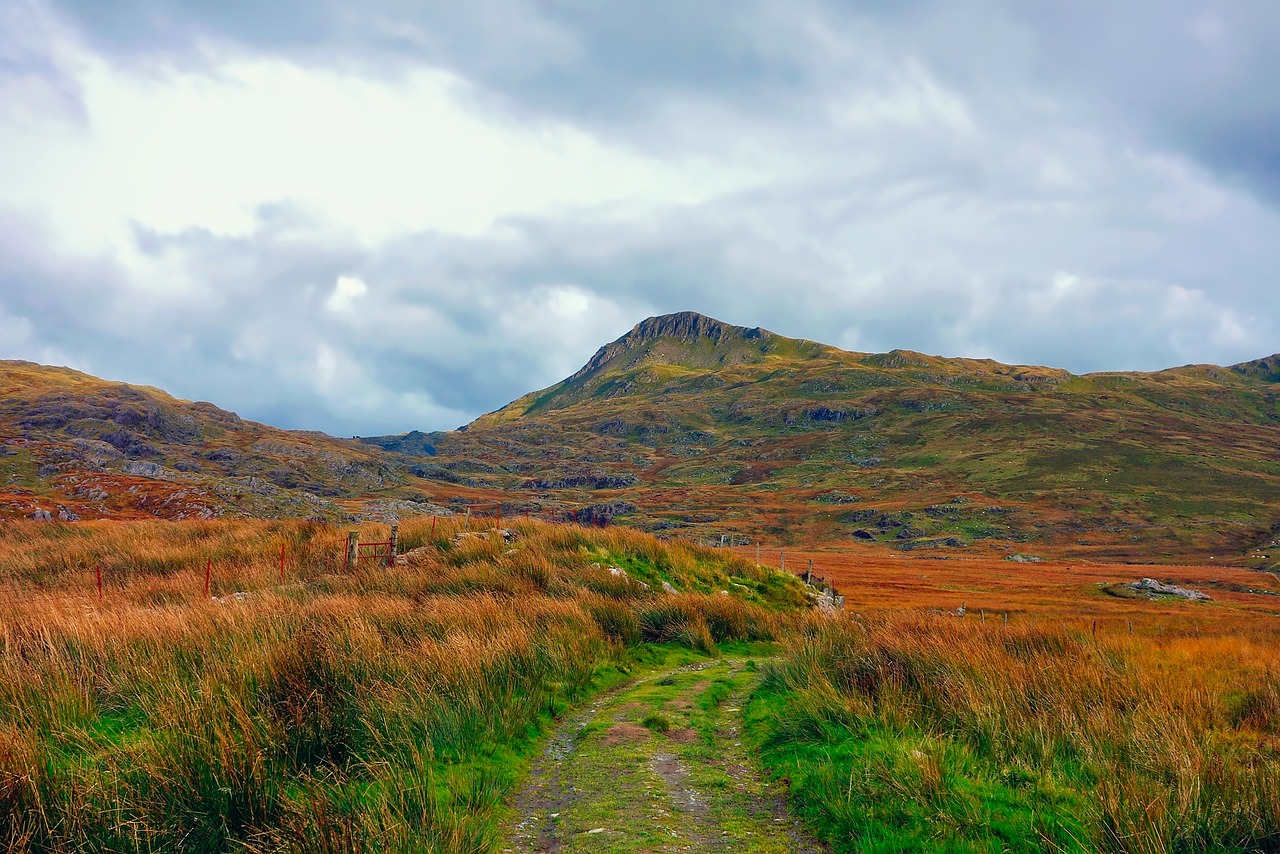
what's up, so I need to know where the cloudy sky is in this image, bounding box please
[2,1,1278,435]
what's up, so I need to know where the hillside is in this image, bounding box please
[423,312,1280,564]
[6,314,1279,565]
[0,360,444,521]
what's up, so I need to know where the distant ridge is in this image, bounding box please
[434,311,1280,564]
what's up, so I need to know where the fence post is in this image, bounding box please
[96,564,103,601]
[806,559,813,585]
[781,551,785,574]
[755,543,760,565]
[346,531,359,570]
[980,609,985,623]
[389,524,399,567]
[204,558,211,598]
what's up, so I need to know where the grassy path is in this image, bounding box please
[501,655,824,853]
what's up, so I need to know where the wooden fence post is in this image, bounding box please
[389,524,399,567]
[96,564,103,601]
[806,559,813,585]
[346,531,359,570]
[204,558,211,598]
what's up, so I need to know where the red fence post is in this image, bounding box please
[204,558,212,598]
[96,564,103,601]
[431,516,437,538]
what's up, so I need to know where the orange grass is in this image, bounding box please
[0,516,798,852]
[739,543,1280,631]
[753,612,1280,852]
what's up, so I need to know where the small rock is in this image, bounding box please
[30,509,53,522]
[661,581,678,594]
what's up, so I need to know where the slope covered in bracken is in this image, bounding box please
[424,312,1280,565]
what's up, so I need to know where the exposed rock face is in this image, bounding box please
[522,474,638,490]
[1232,354,1280,383]
[573,501,636,526]
[123,461,167,478]
[569,311,771,382]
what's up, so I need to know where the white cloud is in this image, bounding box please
[326,274,368,313]
[0,6,759,262]
[548,285,590,318]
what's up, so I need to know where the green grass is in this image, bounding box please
[743,615,1280,853]
[0,519,809,852]
[746,680,1091,852]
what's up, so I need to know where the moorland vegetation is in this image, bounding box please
[0,516,801,851]
[0,516,1278,852]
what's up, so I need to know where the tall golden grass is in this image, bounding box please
[756,613,1280,852]
[0,516,795,852]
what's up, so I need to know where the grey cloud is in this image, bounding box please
[3,149,1279,438]
[4,1,1280,436]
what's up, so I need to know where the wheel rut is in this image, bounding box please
[502,657,824,853]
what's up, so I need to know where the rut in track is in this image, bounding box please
[502,657,824,853]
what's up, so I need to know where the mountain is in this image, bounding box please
[425,312,1280,564]
[5,313,1279,566]
[0,361,444,521]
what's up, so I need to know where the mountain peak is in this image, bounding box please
[624,311,768,345]
[570,312,774,383]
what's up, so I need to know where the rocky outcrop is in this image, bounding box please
[523,474,639,490]
[567,312,773,384]
[573,501,636,526]
[1128,578,1211,601]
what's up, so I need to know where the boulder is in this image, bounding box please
[1128,578,1211,601]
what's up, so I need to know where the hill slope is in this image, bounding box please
[0,360,428,520]
[426,312,1280,563]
